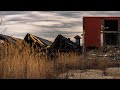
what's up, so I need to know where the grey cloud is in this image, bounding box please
[3,12,60,25]
[79,11,120,16]
[0,11,27,15]
[38,21,82,28]
[2,11,83,28]
[54,11,83,18]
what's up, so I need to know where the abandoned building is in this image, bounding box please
[0,34,22,45]
[49,34,82,52]
[83,17,120,50]
[24,33,52,50]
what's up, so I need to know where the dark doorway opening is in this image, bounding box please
[104,33,118,45]
[104,20,119,46]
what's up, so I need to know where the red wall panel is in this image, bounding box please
[83,17,101,48]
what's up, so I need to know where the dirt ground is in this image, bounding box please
[57,67,120,79]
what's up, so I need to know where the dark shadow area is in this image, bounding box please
[104,33,118,45]
[104,20,119,45]
[86,46,98,51]
[104,20,118,31]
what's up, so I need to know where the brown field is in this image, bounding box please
[0,42,120,79]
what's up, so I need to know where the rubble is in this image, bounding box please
[87,46,120,61]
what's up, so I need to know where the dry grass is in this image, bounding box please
[0,42,120,79]
[0,42,55,79]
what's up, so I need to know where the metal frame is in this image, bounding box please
[102,19,120,47]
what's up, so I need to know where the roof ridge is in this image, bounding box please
[57,34,78,46]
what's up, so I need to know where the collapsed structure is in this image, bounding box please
[24,33,52,50]
[49,34,82,52]
[23,33,82,53]
[0,34,23,45]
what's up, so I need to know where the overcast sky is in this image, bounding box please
[0,11,120,43]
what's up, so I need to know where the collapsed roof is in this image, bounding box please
[49,34,82,52]
[24,33,52,49]
[0,33,82,52]
[0,34,23,44]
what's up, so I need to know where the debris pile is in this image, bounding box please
[88,46,120,61]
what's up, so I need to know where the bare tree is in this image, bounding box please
[0,18,7,34]
[1,27,7,34]
[0,18,3,25]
